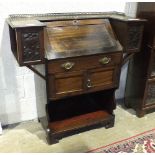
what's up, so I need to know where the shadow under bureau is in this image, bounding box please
[7,12,145,144]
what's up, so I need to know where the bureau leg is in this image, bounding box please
[105,115,115,129]
[105,120,114,129]
[46,128,59,144]
[46,135,59,145]
[136,109,145,118]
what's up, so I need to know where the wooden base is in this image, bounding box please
[40,112,114,144]
[50,110,114,133]
[39,91,116,144]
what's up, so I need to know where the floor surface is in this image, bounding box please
[1,104,155,153]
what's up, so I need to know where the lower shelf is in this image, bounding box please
[48,110,113,135]
[41,90,116,144]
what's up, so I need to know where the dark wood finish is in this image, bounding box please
[47,52,122,73]
[9,27,45,66]
[110,19,145,53]
[49,110,110,133]
[48,71,84,99]
[125,3,155,117]
[124,46,149,114]
[45,19,122,60]
[44,18,123,143]
[47,66,119,100]
[7,12,145,144]
[47,51,122,100]
[45,19,116,53]
[45,91,115,143]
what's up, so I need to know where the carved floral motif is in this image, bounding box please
[22,32,41,62]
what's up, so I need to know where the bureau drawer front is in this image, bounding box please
[85,67,117,92]
[48,52,122,74]
[48,71,84,99]
[48,66,119,99]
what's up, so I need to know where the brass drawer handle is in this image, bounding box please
[61,62,75,70]
[99,57,111,65]
[73,20,79,25]
[87,79,92,88]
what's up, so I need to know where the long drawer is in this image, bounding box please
[47,52,122,74]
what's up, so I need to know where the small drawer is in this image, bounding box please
[47,52,122,74]
[85,67,118,92]
[48,71,84,99]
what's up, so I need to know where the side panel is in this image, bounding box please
[15,27,45,66]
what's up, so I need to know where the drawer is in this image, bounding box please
[85,67,118,92]
[48,66,119,99]
[48,71,84,99]
[47,52,122,74]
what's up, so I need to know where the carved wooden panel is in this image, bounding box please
[127,25,142,49]
[146,83,155,105]
[22,32,41,62]
[88,68,114,90]
[150,51,155,77]
[48,71,84,99]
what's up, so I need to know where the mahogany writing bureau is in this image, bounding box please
[7,12,145,144]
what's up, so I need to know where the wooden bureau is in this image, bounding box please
[125,3,155,117]
[7,12,145,144]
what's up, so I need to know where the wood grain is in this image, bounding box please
[45,19,117,53]
[49,110,110,133]
[47,52,122,74]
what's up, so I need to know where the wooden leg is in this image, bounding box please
[46,135,59,145]
[136,109,145,118]
[105,116,115,129]
[46,128,59,145]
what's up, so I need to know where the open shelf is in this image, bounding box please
[46,91,115,137]
[49,110,111,134]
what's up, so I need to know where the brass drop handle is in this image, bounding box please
[99,57,111,65]
[87,79,92,88]
[61,62,75,70]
